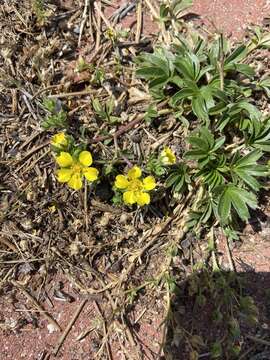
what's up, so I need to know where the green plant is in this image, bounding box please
[32,0,48,24]
[92,98,121,124]
[136,31,270,230]
[41,98,68,129]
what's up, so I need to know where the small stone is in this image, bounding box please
[47,323,58,333]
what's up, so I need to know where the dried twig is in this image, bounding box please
[53,299,87,356]
[135,0,142,43]
[90,113,144,143]
[246,334,270,346]
[224,235,236,271]
[78,0,90,47]
[93,300,113,360]
[48,90,96,99]
[94,1,112,29]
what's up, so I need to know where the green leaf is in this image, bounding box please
[218,187,232,223]
[216,185,258,223]
[211,341,223,358]
[170,88,196,105]
[224,44,247,65]
[172,0,193,15]
[191,96,209,121]
[231,150,268,191]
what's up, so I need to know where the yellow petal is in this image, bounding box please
[123,191,136,205]
[136,192,150,206]
[68,173,83,190]
[56,152,73,167]
[143,176,156,191]
[115,175,129,189]
[56,168,73,183]
[83,167,99,182]
[127,166,142,180]
[161,147,176,165]
[79,151,93,167]
[51,133,68,148]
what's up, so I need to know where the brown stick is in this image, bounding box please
[89,114,144,143]
[93,301,113,360]
[53,299,87,356]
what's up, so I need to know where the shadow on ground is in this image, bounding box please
[162,270,270,360]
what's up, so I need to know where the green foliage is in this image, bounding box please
[144,104,158,123]
[216,185,257,224]
[92,98,121,124]
[159,0,193,25]
[146,156,166,176]
[244,117,270,152]
[41,98,67,130]
[136,31,270,229]
[211,341,222,359]
[248,26,270,51]
[32,0,46,23]
[185,127,225,168]
[166,163,190,193]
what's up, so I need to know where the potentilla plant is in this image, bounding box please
[136,30,270,231]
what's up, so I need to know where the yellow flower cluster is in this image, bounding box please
[115,166,156,206]
[51,134,177,208]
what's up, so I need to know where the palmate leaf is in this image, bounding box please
[170,87,197,105]
[224,63,255,78]
[174,53,201,81]
[191,96,209,122]
[185,127,225,168]
[244,117,270,152]
[166,163,190,193]
[230,149,269,191]
[216,184,258,223]
[135,48,174,94]
[217,100,262,131]
[256,78,270,98]
[198,155,228,190]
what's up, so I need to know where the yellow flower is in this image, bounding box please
[55,150,99,190]
[160,147,176,165]
[106,27,116,41]
[51,132,68,149]
[115,166,156,206]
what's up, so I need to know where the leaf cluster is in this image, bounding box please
[136,32,270,227]
[41,98,67,130]
[92,98,121,124]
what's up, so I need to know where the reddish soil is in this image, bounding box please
[0,277,163,360]
[105,0,270,40]
[192,0,270,39]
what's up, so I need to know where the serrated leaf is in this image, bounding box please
[170,88,196,105]
[191,96,209,121]
[218,187,232,223]
[217,185,258,223]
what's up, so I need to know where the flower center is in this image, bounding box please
[128,179,143,192]
[72,163,82,174]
